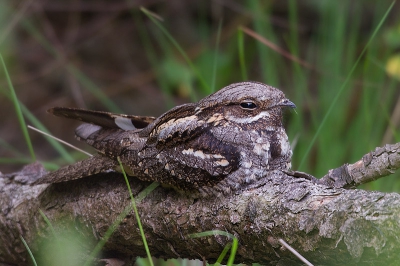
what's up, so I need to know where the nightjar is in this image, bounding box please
[34,81,296,196]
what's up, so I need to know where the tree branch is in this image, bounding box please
[1,143,400,265]
[319,142,400,188]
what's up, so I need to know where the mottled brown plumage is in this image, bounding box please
[34,81,295,196]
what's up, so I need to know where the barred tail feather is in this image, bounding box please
[33,155,117,185]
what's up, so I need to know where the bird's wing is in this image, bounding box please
[65,103,202,156]
[120,102,240,189]
[49,107,156,130]
[139,103,205,145]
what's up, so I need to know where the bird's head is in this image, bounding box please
[196,82,295,128]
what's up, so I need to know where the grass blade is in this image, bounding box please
[39,209,57,237]
[237,28,248,80]
[0,54,35,161]
[141,7,210,94]
[83,176,157,266]
[189,230,238,265]
[117,157,153,266]
[20,103,75,163]
[83,205,130,266]
[215,242,232,265]
[135,181,159,203]
[134,12,174,107]
[20,236,38,266]
[211,19,223,93]
[298,0,396,170]
[0,86,75,163]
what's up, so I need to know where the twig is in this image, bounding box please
[28,125,92,157]
[278,239,313,266]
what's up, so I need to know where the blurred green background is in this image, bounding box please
[1,0,400,194]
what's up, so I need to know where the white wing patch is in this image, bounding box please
[114,116,137,130]
[75,124,102,139]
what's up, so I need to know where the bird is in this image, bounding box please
[34,81,296,196]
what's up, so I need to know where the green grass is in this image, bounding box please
[189,230,238,265]
[20,235,38,266]
[1,54,35,161]
[298,0,395,170]
[3,0,400,264]
[141,7,210,96]
[117,156,154,266]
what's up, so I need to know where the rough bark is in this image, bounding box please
[1,143,400,265]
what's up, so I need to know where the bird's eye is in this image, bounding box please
[240,101,257,110]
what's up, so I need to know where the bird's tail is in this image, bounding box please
[32,155,117,185]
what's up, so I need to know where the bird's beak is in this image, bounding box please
[279,98,296,108]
